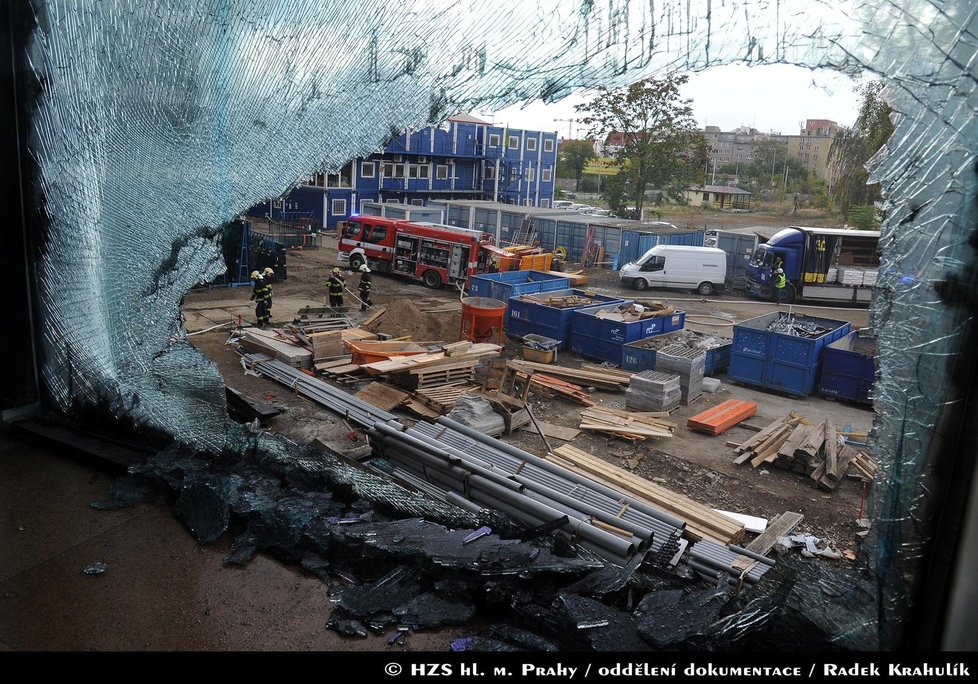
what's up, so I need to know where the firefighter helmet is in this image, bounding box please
[332,267,340,274]
[359,264,370,273]
[263,267,274,276]
[250,270,260,279]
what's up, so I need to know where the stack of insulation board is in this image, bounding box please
[826,267,838,283]
[837,266,865,286]
[625,370,681,412]
[862,269,878,286]
[654,344,706,405]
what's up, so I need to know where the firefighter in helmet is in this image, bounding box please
[249,270,269,328]
[261,267,275,323]
[328,267,345,308]
[357,264,373,312]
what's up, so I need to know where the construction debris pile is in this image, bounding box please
[732,414,878,491]
[626,329,730,354]
[593,302,676,322]
[765,313,831,339]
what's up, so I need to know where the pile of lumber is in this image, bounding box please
[580,363,634,382]
[527,373,594,406]
[240,328,313,368]
[524,294,595,308]
[508,360,630,391]
[579,405,675,441]
[361,343,500,375]
[548,445,745,544]
[732,414,879,491]
[687,399,758,436]
[309,327,377,361]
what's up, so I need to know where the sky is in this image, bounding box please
[484,64,863,139]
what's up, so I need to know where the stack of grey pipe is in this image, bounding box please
[687,538,775,587]
[370,417,686,566]
[625,369,682,412]
[654,344,706,405]
[244,351,690,567]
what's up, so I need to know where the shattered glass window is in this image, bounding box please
[17,0,978,650]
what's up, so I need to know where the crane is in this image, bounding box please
[554,118,578,140]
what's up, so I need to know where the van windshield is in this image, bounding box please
[344,221,362,239]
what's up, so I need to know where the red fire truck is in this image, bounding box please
[338,216,494,288]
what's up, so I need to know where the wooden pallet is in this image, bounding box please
[549,445,745,544]
[355,382,410,412]
[413,382,479,414]
[686,399,758,435]
[408,363,478,390]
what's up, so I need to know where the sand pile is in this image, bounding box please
[364,299,461,343]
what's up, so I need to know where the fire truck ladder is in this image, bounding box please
[510,219,535,246]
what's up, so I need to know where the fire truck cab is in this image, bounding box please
[339,216,493,289]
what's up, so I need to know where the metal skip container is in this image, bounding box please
[727,312,852,397]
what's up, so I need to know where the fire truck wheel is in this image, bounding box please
[422,270,442,289]
[349,253,366,271]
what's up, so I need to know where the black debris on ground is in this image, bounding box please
[90,475,166,510]
[633,587,730,649]
[223,532,259,566]
[86,424,878,651]
[326,617,369,639]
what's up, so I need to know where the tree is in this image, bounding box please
[555,140,597,191]
[829,80,894,217]
[576,74,708,218]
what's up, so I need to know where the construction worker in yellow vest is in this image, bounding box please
[328,267,345,308]
[774,268,788,304]
[261,267,275,324]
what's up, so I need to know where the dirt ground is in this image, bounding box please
[184,237,877,564]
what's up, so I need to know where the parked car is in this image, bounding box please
[551,200,574,210]
[573,205,597,214]
[590,209,613,217]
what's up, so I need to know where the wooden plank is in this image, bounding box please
[825,444,859,484]
[529,420,581,442]
[824,421,838,478]
[360,307,386,327]
[795,419,826,462]
[777,423,814,460]
[735,417,791,454]
[551,445,745,544]
[308,328,376,360]
[354,382,410,412]
[508,360,629,390]
[733,511,805,569]
[403,400,440,418]
[240,329,313,368]
[749,425,793,467]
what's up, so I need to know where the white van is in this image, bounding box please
[619,245,727,295]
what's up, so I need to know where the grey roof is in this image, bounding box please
[694,185,753,196]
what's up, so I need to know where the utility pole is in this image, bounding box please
[711,158,717,185]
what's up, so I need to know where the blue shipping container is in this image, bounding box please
[622,332,732,374]
[728,312,852,397]
[818,331,875,405]
[570,306,686,364]
[468,271,570,301]
[505,289,628,348]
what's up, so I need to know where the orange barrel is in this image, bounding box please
[459,296,507,344]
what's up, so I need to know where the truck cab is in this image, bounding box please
[746,229,805,301]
